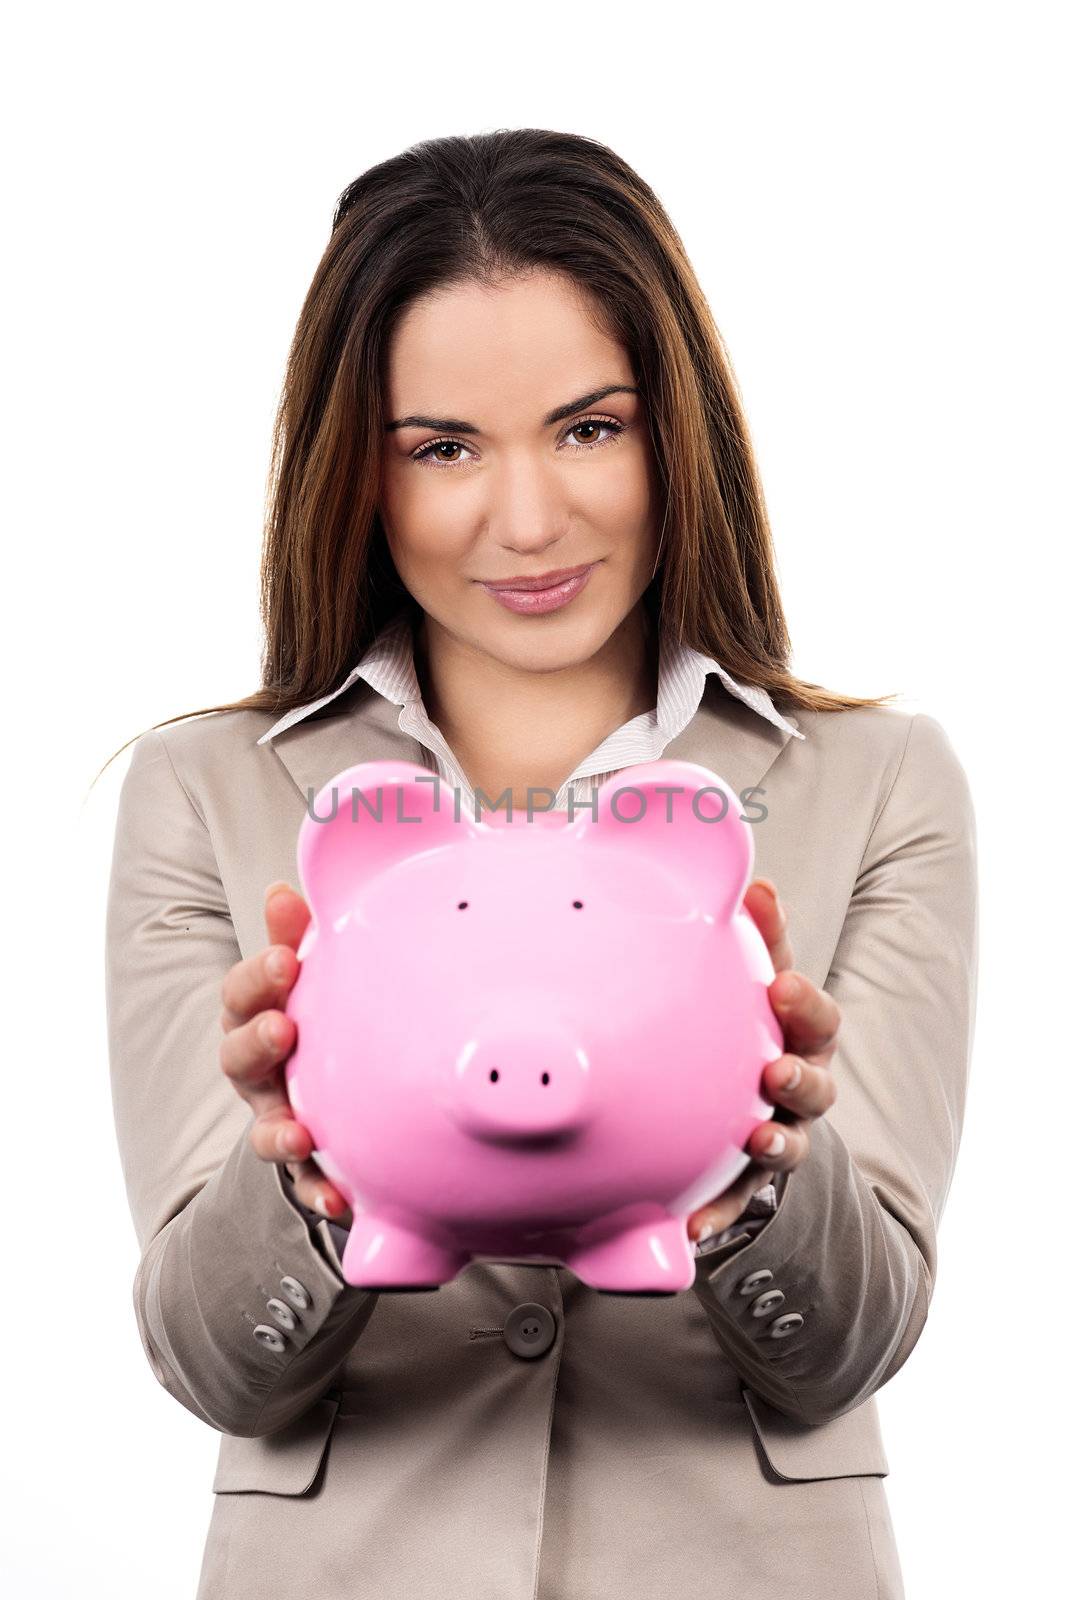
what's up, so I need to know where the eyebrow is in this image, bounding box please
[384,383,641,434]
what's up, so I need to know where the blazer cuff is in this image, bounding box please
[277,1163,353,1282]
[692,1177,779,1258]
[687,1113,926,1425]
[141,1126,379,1437]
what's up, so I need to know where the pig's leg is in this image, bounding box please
[566,1204,695,1294]
[340,1212,469,1290]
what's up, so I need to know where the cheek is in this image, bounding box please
[381,454,449,533]
[381,485,474,576]
[583,452,659,539]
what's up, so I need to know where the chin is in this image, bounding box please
[491,615,619,672]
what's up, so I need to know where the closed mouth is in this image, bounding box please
[480,564,595,592]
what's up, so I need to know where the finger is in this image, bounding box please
[221,943,299,1032]
[744,879,795,974]
[220,1008,296,1109]
[239,1064,314,1164]
[264,881,312,951]
[250,1110,315,1165]
[688,1164,773,1242]
[767,972,841,1061]
[762,1053,838,1120]
[746,1114,813,1170]
[285,1158,353,1222]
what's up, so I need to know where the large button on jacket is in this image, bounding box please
[503,1302,558,1359]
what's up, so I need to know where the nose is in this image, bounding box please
[449,1019,592,1143]
[484,455,574,556]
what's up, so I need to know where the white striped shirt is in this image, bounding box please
[258,608,805,807]
[268,606,797,1257]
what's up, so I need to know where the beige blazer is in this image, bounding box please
[104,673,979,1600]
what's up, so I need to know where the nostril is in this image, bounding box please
[541,1072,550,1085]
[572,900,583,909]
[489,1069,499,1082]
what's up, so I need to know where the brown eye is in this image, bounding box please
[563,417,625,450]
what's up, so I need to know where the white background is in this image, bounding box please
[3,3,1062,1594]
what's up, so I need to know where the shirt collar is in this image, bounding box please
[256,608,805,748]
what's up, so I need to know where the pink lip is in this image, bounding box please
[481,563,596,592]
[478,563,597,616]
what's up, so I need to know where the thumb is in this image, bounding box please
[264,880,312,951]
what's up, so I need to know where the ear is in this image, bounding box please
[297,759,481,926]
[569,759,754,920]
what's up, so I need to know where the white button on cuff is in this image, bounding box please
[769,1312,804,1338]
[252,1324,287,1352]
[280,1276,311,1311]
[267,1298,297,1331]
[750,1289,786,1318]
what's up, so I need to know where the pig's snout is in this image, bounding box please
[450,1023,591,1143]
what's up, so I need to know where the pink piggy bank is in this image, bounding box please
[284,757,781,1296]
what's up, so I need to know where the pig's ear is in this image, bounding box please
[570,759,754,920]
[296,759,481,925]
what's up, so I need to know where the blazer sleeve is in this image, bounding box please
[689,711,979,1426]
[105,728,380,1440]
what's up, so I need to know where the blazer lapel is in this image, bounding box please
[658,676,797,813]
[266,685,429,809]
[265,674,795,819]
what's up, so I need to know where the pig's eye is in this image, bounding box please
[572,900,584,909]
[457,901,469,909]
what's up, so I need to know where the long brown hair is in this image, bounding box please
[95,127,895,784]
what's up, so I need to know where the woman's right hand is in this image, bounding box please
[219,880,353,1225]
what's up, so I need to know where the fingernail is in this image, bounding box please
[696,1220,717,1244]
[763,1130,786,1156]
[315,1192,335,1217]
[781,1060,802,1090]
[266,881,292,900]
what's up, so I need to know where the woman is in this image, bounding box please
[103,130,978,1600]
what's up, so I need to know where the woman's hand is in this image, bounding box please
[219,881,354,1226]
[686,877,840,1247]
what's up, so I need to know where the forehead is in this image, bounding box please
[384,272,633,422]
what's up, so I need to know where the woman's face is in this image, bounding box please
[378,270,662,676]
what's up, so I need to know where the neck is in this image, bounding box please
[412,600,659,811]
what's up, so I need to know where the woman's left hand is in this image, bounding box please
[686,877,840,1247]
